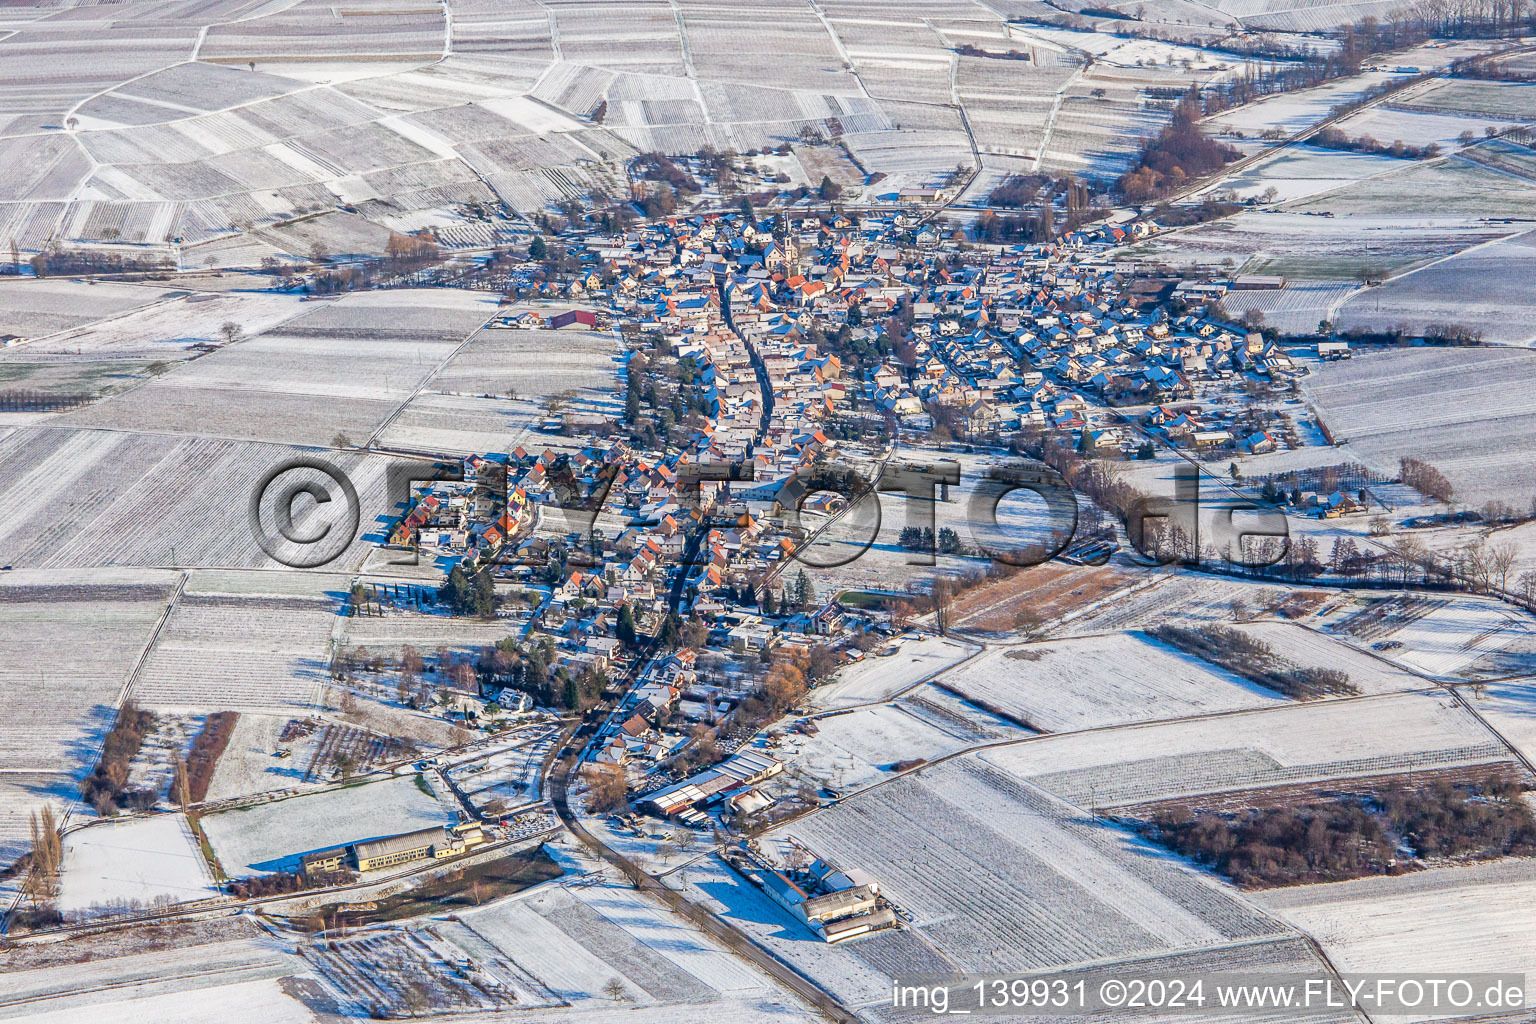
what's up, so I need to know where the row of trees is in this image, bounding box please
[1313,127,1441,160]
[1400,456,1455,503]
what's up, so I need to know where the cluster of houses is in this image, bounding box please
[383,201,1347,808]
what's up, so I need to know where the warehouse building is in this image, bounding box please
[300,821,486,877]
[639,750,783,818]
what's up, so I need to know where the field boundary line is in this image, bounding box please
[364,311,499,450]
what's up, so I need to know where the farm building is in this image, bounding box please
[746,860,894,942]
[1233,274,1287,290]
[640,750,783,818]
[300,846,350,879]
[550,309,598,330]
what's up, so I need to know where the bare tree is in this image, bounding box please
[673,827,696,856]
[931,576,958,635]
[1517,569,1536,608]
[217,321,244,346]
[24,806,62,907]
[603,978,631,1002]
[1489,542,1517,593]
[171,756,191,811]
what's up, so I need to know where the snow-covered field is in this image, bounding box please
[1258,860,1536,1019]
[11,978,315,1024]
[1231,620,1429,694]
[461,880,809,1014]
[809,635,975,709]
[133,570,343,710]
[58,814,218,917]
[0,567,179,861]
[1333,229,1536,345]
[1306,346,1536,507]
[199,774,455,876]
[784,756,1290,978]
[786,702,1005,791]
[1325,593,1533,679]
[1124,210,1509,281]
[1207,71,1397,137]
[0,279,170,338]
[937,631,1291,732]
[4,290,309,360]
[63,289,493,447]
[203,712,319,803]
[1289,156,1536,220]
[1210,145,1406,204]
[0,425,400,571]
[981,690,1505,809]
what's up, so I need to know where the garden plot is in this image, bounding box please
[1306,347,1536,506]
[937,631,1290,733]
[58,814,218,918]
[302,927,522,1015]
[0,426,398,571]
[446,729,557,812]
[1258,860,1536,1016]
[132,570,344,710]
[1333,230,1536,345]
[199,773,454,876]
[202,713,316,802]
[0,279,169,338]
[981,690,1506,810]
[125,713,199,801]
[809,635,975,710]
[785,757,1288,979]
[0,569,178,861]
[6,289,307,359]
